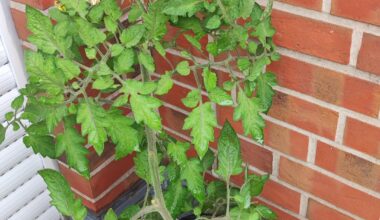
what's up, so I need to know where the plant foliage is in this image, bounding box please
[0,0,279,219]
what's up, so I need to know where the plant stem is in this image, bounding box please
[131,205,158,220]
[145,126,173,220]
[226,178,231,219]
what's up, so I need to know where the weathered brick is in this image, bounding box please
[13,0,54,10]
[11,9,30,41]
[268,56,380,117]
[272,10,352,64]
[279,157,380,219]
[343,118,380,159]
[315,142,380,192]
[357,33,380,76]
[331,0,380,26]
[307,199,354,220]
[278,0,322,11]
[269,92,339,140]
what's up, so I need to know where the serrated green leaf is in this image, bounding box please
[155,73,173,95]
[76,18,106,47]
[249,174,269,196]
[234,90,265,144]
[239,0,255,19]
[248,42,258,54]
[201,149,215,171]
[130,94,162,131]
[56,118,90,178]
[97,62,113,76]
[104,16,117,33]
[206,15,221,30]
[181,90,201,108]
[106,108,139,159]
[128,4,143,22]
[56,58,81,80]
[183,102,217,158]
[223,81,235,91]
[77,99,108,155]
[163,0,203,16]
[39,169,87,220]
[59,0,88,17]
[209,87,233,106]
[215,121,243,180]
[24,121,56,158]
[11,95,24,110]
[138,52,155,73]
[168,141,189,166]
[154,41,166,56]
[255,205,277,220]
[252,18,276,45]
[115,48,135,74]
[257,73,277,113]
[93,76,114,90]
[176,61,191,76]
[134,150,163,184]
[100,0,122,21]
[121,24,146,48]
[88,4,104,23]
[202,68,217,92]
[249,57,270,81]
[238,58,251,73]
[164,179,189,218]
[181,159,205,204]
[184,34,201,51]
[143,0,169,40]
[0,124,6,144]
[112,94,129,107]
[104,209,118,220]
[85,47,97,59]
[110,44,124,57]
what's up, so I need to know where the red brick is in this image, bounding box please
[11,9,30,41]
[307,199,354,220]
[331,0,380,26]
[13,0,54,10]
[160,105,189,136]
[357,33,380,76]
[261,180,301,213]
[278,0,322,11]
[268,56,380,118]
[315,141,380,192]
[269,92,339,140]
[272,10,352,64]
[256,199,299,220]
[279,157,380,219]
[239,136,273,173]
[218,106,310,160]
[343,118,380,159]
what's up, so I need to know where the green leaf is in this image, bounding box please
[104,209,118,220]
[234,180,251,209]
[85,47,97,59]
[176,61,190,76]
[154,41,166,56]
[239,0,255,19]
[257,73,277,113]
[134,150,153,184]
[181,159,205,204]
[130,94,162,131]
[202,68,217,92]
[24,122,56,158]
[252,18,276,45]
[237,58,251,73]
[128,4,143,22]
[59,0,88,17]
[97,62,113,76]
[184,34,201,51]
[254,205,277,220]
[181,90,201,108]
[164,179,189,218]
[76,18,106,47]
[106,109,139,159]
[163,0,203,16]
[56,118,90,179]
[88,4,104,23]
[155,73,174,95]
[112,94,129,107]
[119,205,140,220]
[249,174,269,196]
[143,0,169,40]
[56,58,81,80]
[110,44,124,57]
[168,141,189,166]
[100,0,122,21]
[234,90,265,144]
[248,42,258,54]
[209,87,233,106]
[138,52,156,73]
[93,76,115,90]
[206,15,221,30]
[215,121,243,180]
[114,48,135,74]
[11,95,24,110]
[121,24,146,48]
[5,112,13,121]
[104,16,118,33]
[183,102,217,158]
[0,124,6,144]
[39,169,87,220]
[201,149,215,171]
[77,99,108,155]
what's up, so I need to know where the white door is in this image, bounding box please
[0,1,60,219]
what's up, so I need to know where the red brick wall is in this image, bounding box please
[9,0,380,219]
